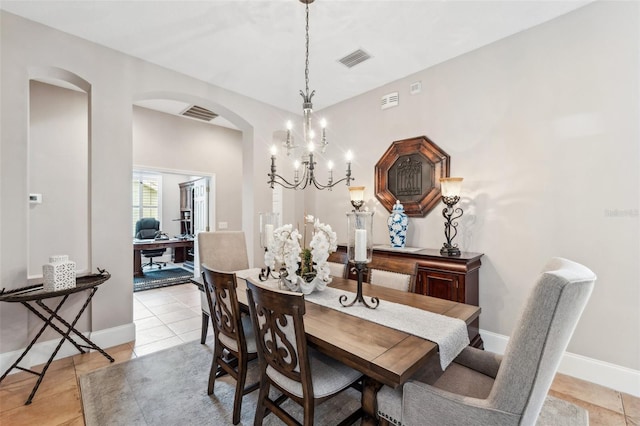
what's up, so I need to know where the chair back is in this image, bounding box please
[246,280,313,399]
[135,217,160,239]
[198,231,249,272]
[367,256,418,292]
[490,257,596,424]
[201,266,247,354]
[327,250,349,278]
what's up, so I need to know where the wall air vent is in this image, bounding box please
[181,105,218,121]
[381,92,399,110]
[338,49,371,68]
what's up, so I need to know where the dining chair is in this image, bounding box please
[327,250,349,278]
[197,231,250,344]
[376,257,596,426]
[201,265,259,425]
[367,256,418,292]
[246,280,363,426]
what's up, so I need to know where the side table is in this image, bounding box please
[0,269,114,404]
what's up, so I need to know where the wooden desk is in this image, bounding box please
[133,238,194,277]
[232,274,481,425]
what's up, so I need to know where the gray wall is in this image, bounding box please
[132,106,243,232]
[316,1,639,371]
[0,11,294,357]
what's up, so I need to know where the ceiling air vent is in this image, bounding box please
[338,49,371,68]
[381,92,399,110]
[181,105,218,121]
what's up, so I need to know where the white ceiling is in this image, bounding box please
[2,0,593,123]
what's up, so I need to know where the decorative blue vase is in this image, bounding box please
[387,200,408,248]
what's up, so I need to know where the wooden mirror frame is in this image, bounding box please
[375,136,450,217]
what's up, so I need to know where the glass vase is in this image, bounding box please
[346,211,374,263]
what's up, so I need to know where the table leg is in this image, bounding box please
[0,297,70,384]
[361,376,383,425]
[134,248,143,277]
[23,297,87,354]
[36,289,115,363]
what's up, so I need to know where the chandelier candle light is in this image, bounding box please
[440,177,464,256]
[268,0,354,191]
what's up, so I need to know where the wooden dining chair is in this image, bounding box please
[201,265,259,425]
[198,231,250,344]
[246,280,363,426]
[366,256,418,292]
[376,257,596,426]
[327,250,349,278]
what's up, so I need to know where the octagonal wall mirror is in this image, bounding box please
[375,135,450,217]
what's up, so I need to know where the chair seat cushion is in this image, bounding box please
[429,361,494,399]
[267,346,361,399]
[217,314,257,354]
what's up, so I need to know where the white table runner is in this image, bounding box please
[236,269,469,370]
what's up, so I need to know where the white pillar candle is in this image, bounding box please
[354,229,367,262]
[264,224,274,248]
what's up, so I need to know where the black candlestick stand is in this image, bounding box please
[339,262,379,309]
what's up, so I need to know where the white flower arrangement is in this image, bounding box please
[264,215,337,294]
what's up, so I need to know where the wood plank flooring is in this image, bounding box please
[0,283,638,425]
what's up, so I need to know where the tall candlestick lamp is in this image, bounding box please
[439,177,464,256]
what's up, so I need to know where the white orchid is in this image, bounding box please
[264,218,336,293]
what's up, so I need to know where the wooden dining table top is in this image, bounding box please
[234,274,481,389]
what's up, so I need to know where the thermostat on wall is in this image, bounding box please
[29,193,42,204]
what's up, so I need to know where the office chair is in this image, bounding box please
[135,218,167,270]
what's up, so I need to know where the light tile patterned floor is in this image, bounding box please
[0,283,637,425]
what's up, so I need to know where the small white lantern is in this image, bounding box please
[43,255,76,291]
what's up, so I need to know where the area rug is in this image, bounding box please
[79,341,361,425]
[133,267,194,292]
[79,341,588,426]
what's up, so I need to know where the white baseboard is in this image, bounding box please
[480,329,640,397]
[0,322,135,376]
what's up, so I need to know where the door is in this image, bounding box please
[192,177,210,277]
[192,177,209,234]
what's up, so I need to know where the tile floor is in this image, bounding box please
[0,282,638,425]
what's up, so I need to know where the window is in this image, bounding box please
[132,171,162,236]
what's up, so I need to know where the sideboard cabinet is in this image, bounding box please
[336,245,484,348]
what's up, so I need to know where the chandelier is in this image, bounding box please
[268,0,354,190]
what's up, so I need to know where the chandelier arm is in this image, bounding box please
[268,173,303,189]
[310,175,353,190]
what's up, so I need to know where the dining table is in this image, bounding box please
[223,269,482,426]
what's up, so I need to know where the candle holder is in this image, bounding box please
[340,211,379,309]
[258,212,280,281]
[339,262,379,309]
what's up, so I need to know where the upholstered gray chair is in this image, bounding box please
[201,266,258,425]
[377,257,596,426]
[197,231,250,344]
[246,280,363,425]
